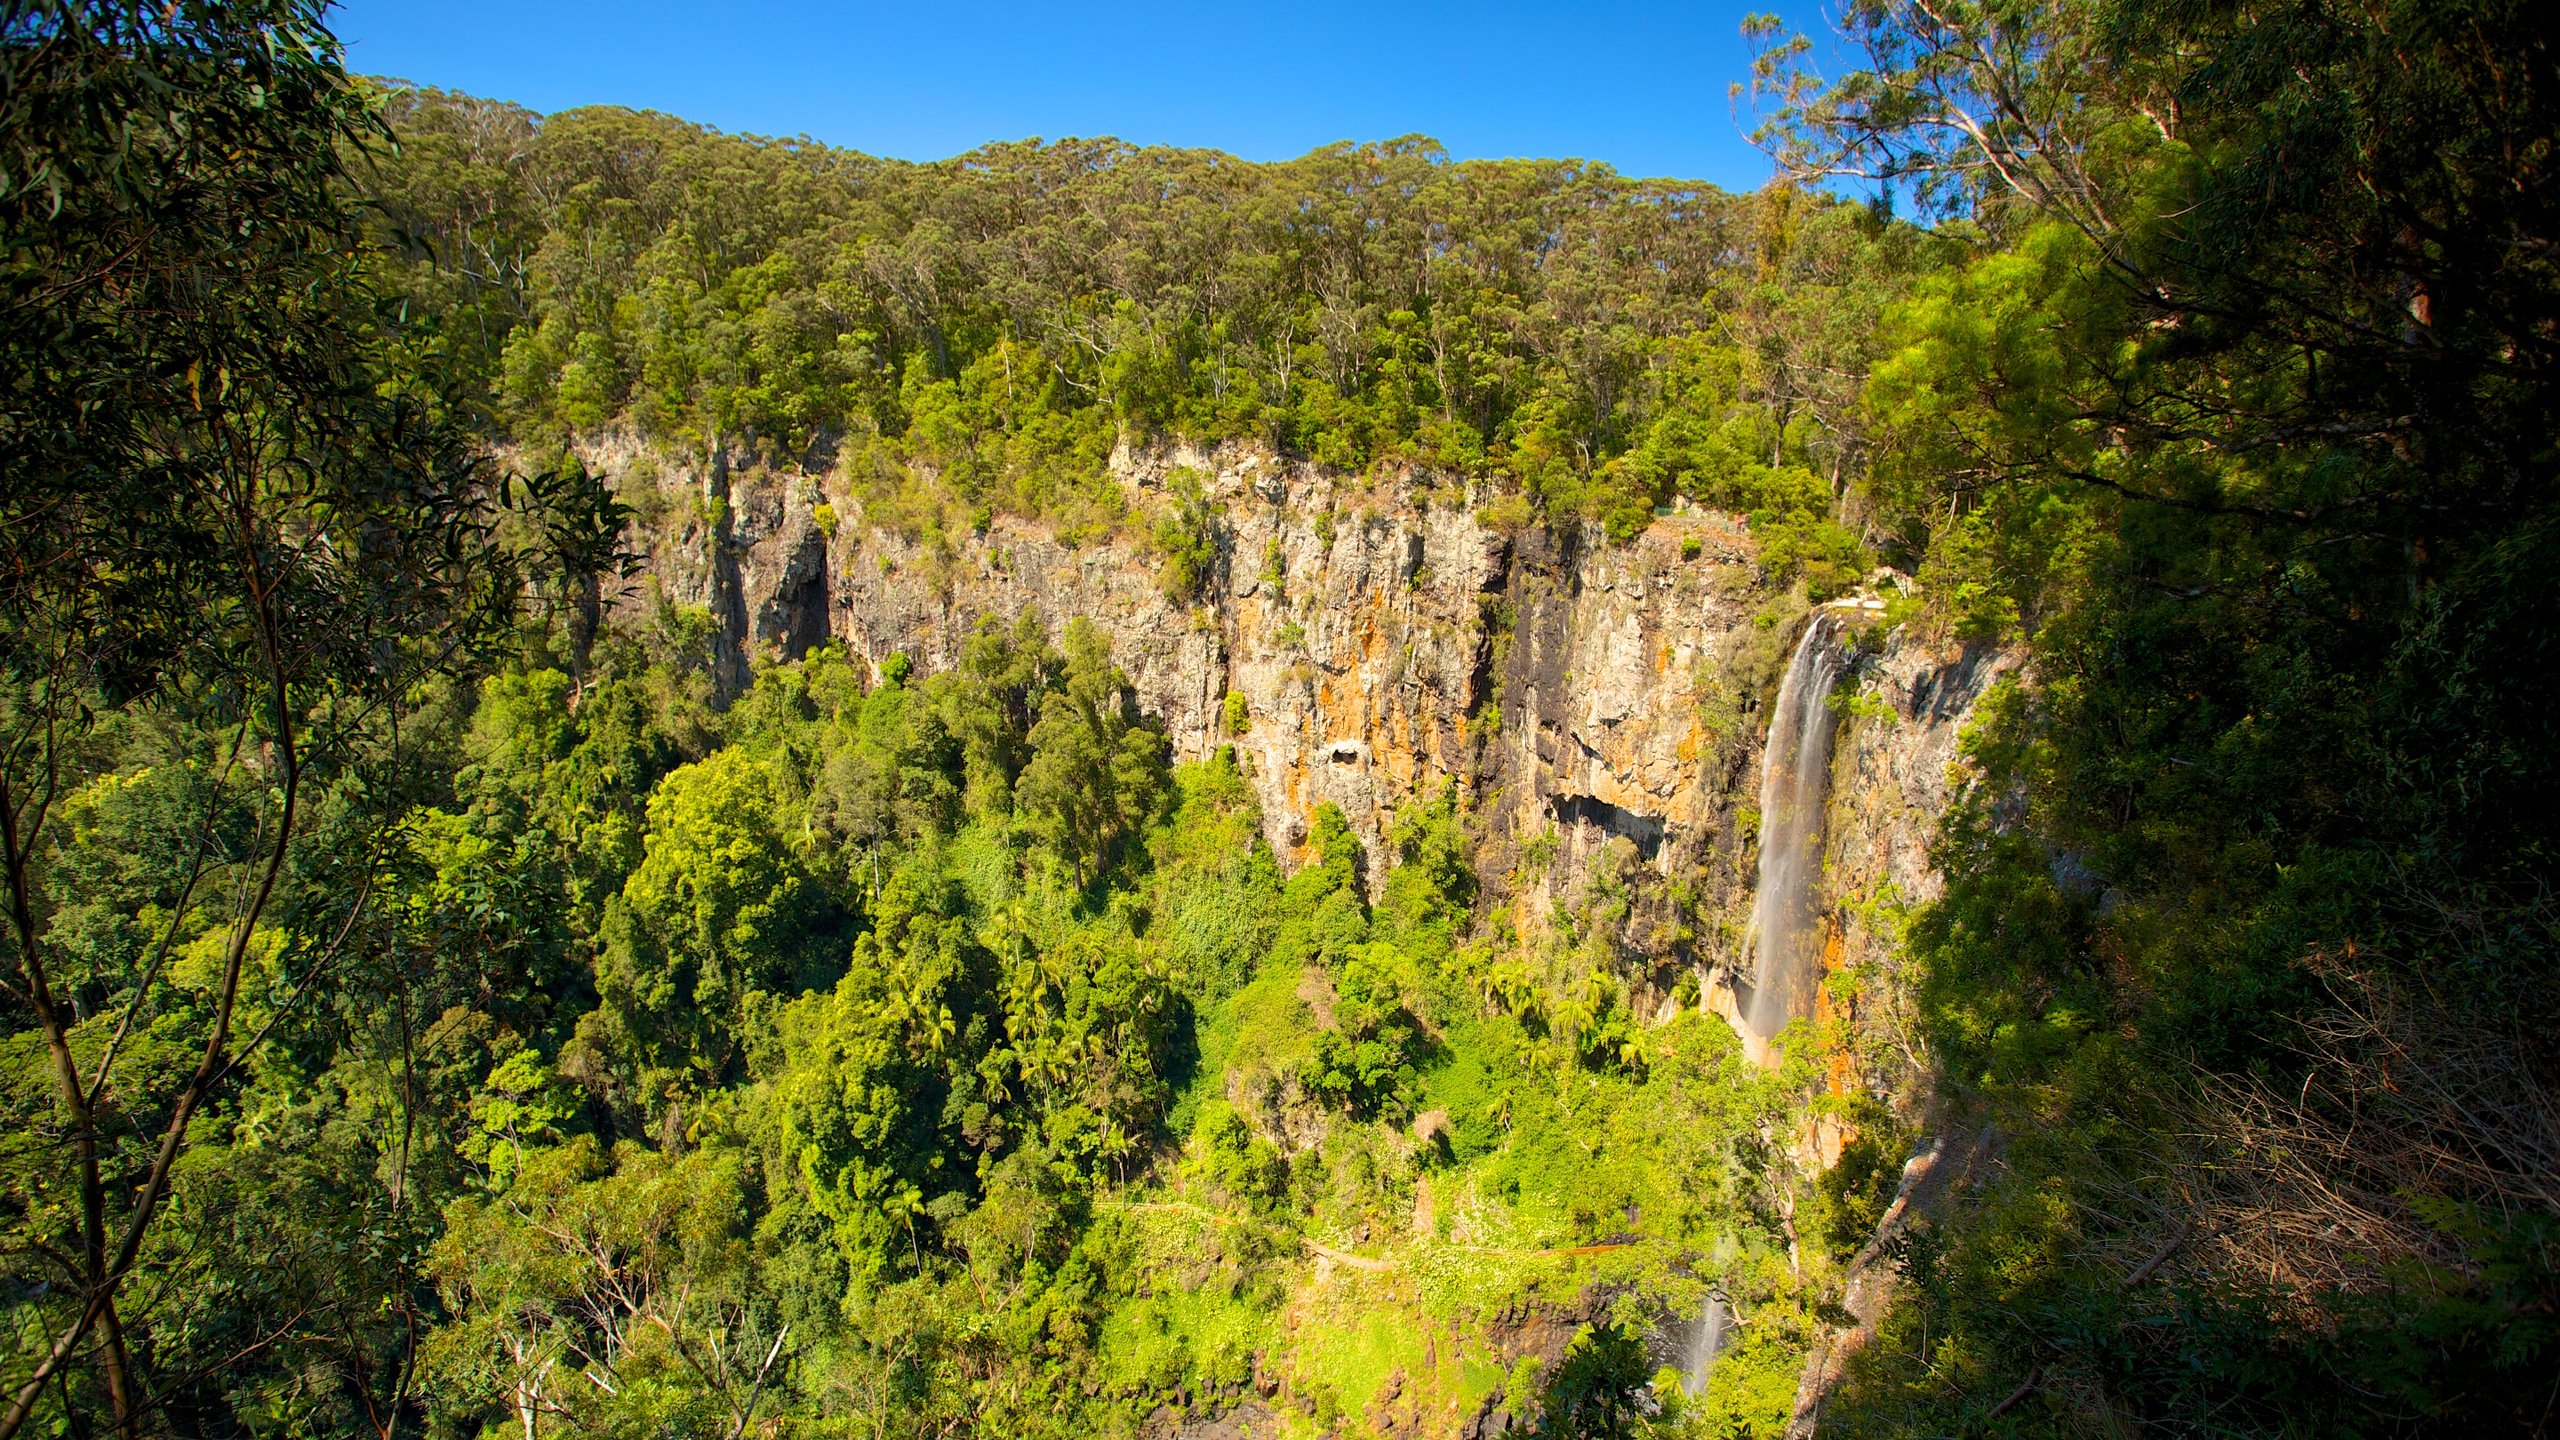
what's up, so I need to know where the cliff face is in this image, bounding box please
[599,439,1804,898]
[589,431,2010,987]
[1822,633,2022,1034]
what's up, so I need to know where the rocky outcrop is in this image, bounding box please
[585,433,2020,991]
[584,427,2018,992]
[1815,629,2024,1091]
[1782,631,2023,1433]
[1828,634,2019,928]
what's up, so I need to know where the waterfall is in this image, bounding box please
[1743,617,1848,1048]
[1682,1293,1730,1395]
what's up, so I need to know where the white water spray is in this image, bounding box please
[1682,1293,1730,1395]
[1743,617,1848,1048]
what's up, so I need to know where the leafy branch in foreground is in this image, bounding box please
[1757,0,2560,1431]
[0,2,608,1432]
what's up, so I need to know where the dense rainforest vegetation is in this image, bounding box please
[5,0,2556,1437]
[359,73,1908,580]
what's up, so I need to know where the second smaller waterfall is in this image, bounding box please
[1743,617,1849,1048]
[1682,1293,1731,1395]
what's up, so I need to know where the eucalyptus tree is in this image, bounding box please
[0,2,608,1432]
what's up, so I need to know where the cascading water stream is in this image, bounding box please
[1682,1293,1731,1395]
[1742,617,1848,1051]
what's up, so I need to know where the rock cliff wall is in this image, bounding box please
[1821,632,2021,1062]
[592,438,1810,905]
[583,433,2009,981]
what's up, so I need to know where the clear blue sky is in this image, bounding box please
[331,0,1826,190]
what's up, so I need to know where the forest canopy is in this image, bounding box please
[363,83,1920,561]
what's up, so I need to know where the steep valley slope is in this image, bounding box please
[594,432,2015,1435]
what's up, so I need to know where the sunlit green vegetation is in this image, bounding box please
[7,0,2558,1436]
[364,83,1918,578]
[5,602,1839,1434]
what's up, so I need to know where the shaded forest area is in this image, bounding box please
[5,0,2558,1436]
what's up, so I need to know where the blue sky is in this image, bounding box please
[331,1,1828,190]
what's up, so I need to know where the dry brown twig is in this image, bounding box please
[2169,948,2559,1305]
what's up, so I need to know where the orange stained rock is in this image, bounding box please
[1811,920,1850,1025]
[1806,1112,1851,1170]
[1816,915,1859,1108]
[1381,711,1418,788]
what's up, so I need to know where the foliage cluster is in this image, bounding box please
[7,600,1845,1435]
[1742,0,2560,1433]
[363,87,1930,561]
[17,0,2560,1437]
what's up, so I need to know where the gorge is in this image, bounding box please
[8,5,2557,1437]
[572,426,2013,1433]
